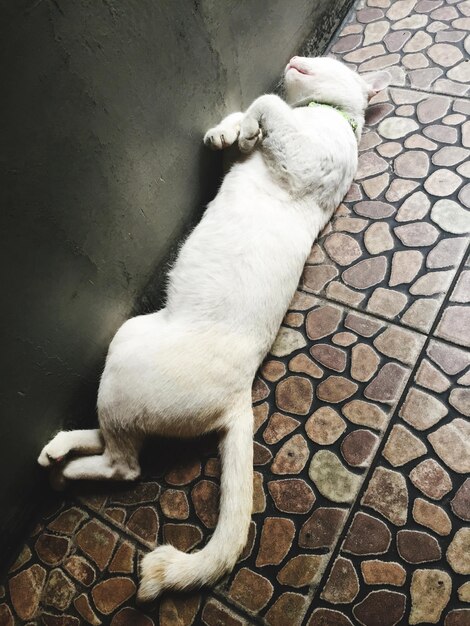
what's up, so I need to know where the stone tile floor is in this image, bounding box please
[1,0,470,624]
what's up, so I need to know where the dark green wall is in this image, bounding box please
[0,0,352,568]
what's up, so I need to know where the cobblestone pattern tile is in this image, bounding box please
[300,85,470,337]
[434,251,470,347]
[308,338,470,626]
[331,0,470,97]
[0,300,423,625]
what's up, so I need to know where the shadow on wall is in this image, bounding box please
[0,0,354,571]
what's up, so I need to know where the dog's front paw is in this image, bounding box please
[204,124,240,150]
[238,117,262,153]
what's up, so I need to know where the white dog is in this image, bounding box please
[38,57,390,601]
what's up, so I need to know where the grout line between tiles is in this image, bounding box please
[383,82,470,101]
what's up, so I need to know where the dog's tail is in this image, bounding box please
[137,400,254,601]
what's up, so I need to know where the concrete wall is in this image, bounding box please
[1,0,352,567]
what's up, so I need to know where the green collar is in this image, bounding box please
[307,101,358,133]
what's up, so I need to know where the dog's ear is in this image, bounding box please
[362,70,392,100]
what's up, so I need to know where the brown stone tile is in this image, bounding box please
[332,331,357,346]
[8,545,31,574]
[413,498,452,535]
[307,608,354,626]
[343,512,391,555]
[104,508,127,525]
[191,480,219,528]
[361,466,408,525]
[110,482,160,505]
[253,402,269,432]
[299,507,348,549]
[253,441,272,466]
[343,257,388,290]
[0,604,13,626]
[316,376,358,403]
[428,418,470,472]
[451,478,470,520]
[238,521,256,562]
[76,520,118,570]
[447,528,470,574]
[252,377,270,402]
[410,569,452,625]
[435,306,470,348]
[399,386,448,430]
[342,400,388,430]
[415,358,450,392]
[277,555,325,588]
[74,593,101,625]
[272,324,307,358]
[445,609,470,626]
[364,363,408,404]
[253,471,266,514]
[271,434,309,475]
[165,461,201,486]
[340,429,379,467]
[64,555,96,586]
[256,517,295,567]
[201,599,247,626]
[305,305,342,339]
[163,523,203,552]
[324,233,362,266]
[35,533,70,566]
[92,577,136,615]
[320,557,359,604]
[360,560,406,586]
[43,568,75,611]
[268,479,315,514]
[373,326,424,366]
[126,507,159,547]
[160,489,189,520]
[410,458,453,499]
[382,424,427,466]
[449,387,470,416]
[264,592,307,626]
[427,339,470,375]
[353,590,406,626]
[288,354,323,378]
[305,407,346,445]
[263,412,300,445]
[351,344,380,382]
[302,266,338,293]
[396,529,441,563]
[9,564,45,621]
[261,360,286,382]
[109,541,135,574]
[275,377,313,415]
[284,312,304,327]
[229,568,273,612]
[159,594,199,626]
[310,344,347,372]
[47,508,87,535]
[41,613,80,625]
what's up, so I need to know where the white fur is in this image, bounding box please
[38,57,390,600]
